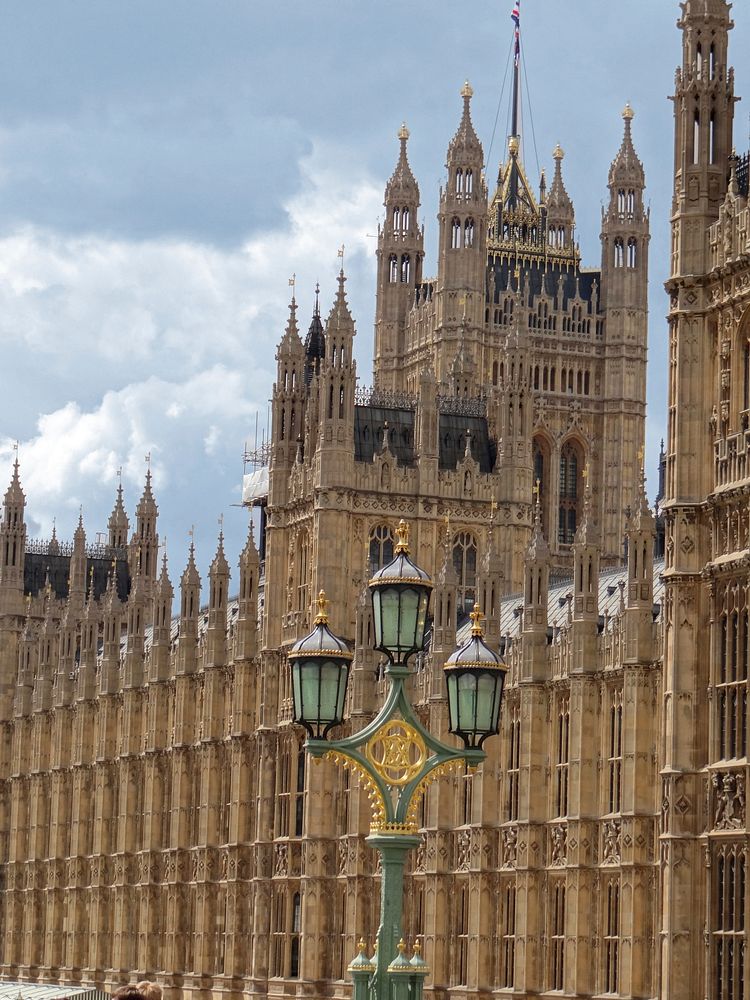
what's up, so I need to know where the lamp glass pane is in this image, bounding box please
[397,588,421,652]
[378,588,404,652]
[300,665,323,724]
[457,672,479,734]
[291,662,303,721]
[446,672,459,731]
[318,661,345,723]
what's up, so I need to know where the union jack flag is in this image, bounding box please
[511,1,520,64]
[511,2,520,26]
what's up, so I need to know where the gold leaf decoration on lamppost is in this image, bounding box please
[365,719,427,786]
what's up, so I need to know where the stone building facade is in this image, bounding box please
[0,2,745,1000]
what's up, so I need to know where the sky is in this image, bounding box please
[0,0,748,584]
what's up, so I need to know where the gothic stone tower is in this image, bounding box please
[661,2,750,999]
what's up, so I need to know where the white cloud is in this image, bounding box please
[0,144,383,573]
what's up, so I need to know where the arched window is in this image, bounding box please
[296,530,309,613]
[464,218,475,248]
[558,441,582,545]
[368,524,394,574]
[696,42,703,79]
[402,207,410,230]
[451,217,462,249]
[452,531,477,615]
[614,238,624,268]
[694,109,701,165]
[617,189,626,215]
[389,254,398,283]
[492,360,499,386]
[558,226,565,248]
[465,169,473,195]
[577,370,583,395]
[584,371,590,395]
[455,168,464,193]
[604,880,620,994]
[710,112,716,164]
[401,254,411,283]
[533,437,550,535]
[709,43,716,80]
[392,207,401,231]
[627,238,637,268]
[627,189,635,217]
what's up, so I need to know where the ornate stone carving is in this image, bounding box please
[602,819,621,865]
[502,826,518,867]
[712,771,746,830]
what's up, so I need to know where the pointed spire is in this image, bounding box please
[608,104,645,189]
[326,269,355,333]
[574,468,598,547]
[279,289,305,357]
[385,122,419,202]
[181,538,201,589]
[210,522,230,577]
[304,283,326,371]
[4,455,25,507]
[447,80,483,165]
[526,486,550,564]
[136,467,158,519]
[547,144,573,214]
[108,479,129,547]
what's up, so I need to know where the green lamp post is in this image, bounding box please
[289,519,507,1000]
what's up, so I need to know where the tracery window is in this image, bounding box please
[607,690,623,814]
[614,238,624,268]
[558,441,582,545]
[295,530,309,613]
[549,882,566,991]
[452,217,462,249]
[464,218,475,247]
[500,882,516,988]
[627,238,638,268]
[713,844,746,1000]
[533,437,549,535]
[555,695,570,817]
[603,880,620,994]
[389,254,398,283]
[717,586,748,761]
[452,885,469,986]
[506,704,521,821]
[452,531,477,614]
[369,524,394,574]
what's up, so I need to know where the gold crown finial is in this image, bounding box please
[508,135,520,157]
[397,939,406,954]
[553,143,564,161]
[395,519,410,554]
[470,602,485,637]
[398,122,410,142]
[460,80,473,100]
[358,938,367,953]
[622,103,634,122]
[314,589,329,625]
[413,939,422,955]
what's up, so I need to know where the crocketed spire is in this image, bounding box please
[4,457,25,507]
[209,527,230,578]
[278,292,305,358]
[108,481,129,548]
[630,461,655,535]
[304,284,326,384]
[547,144,574,217]
[574,474,598,547]
[326,270,355,336]
[526,493,550,565]
[181,540,201,590]
[447,81,484,166]
[608,105,645,189]
[385,123,419,202]
[135,469,158,520]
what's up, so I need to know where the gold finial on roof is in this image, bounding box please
[553,144,564,161]
[413,939,422,955]
[460,79,473,100]
[314,589,329,625]
[398,122,410,142]
[357,938,367,953]
[397,939,406,954]
[508,135,520,157]
[395,519,410,554]
[622,103,634,122]
[470,602,485,637]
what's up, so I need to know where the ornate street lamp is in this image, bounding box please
[289,590,352,739]
[289,519,505,1000]
[444,604,507,749]
[369,521,432,666]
